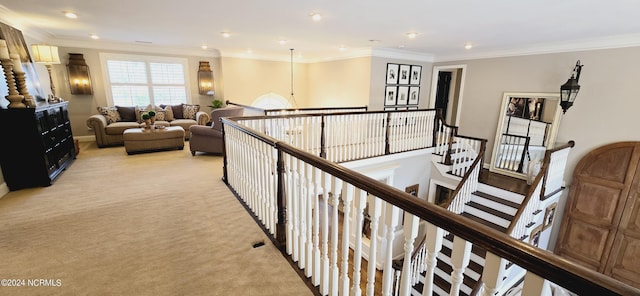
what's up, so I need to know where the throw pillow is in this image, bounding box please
[154,110,166,121]
[116,106,137,122]
[182,104,200,120]
[163,106,175,121]
[172,104,184,119]
[97,106,121,124]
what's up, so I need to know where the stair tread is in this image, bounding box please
[473,191,521,208]
[461,212,508,232]
[466,201,515,222]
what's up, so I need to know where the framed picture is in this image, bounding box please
[408,86,420,105]
[530,224,543,247]
[397,86,409,105]
[398,64,411,84]
[386,63,399,84]
[384,86,397,106]
[405,184,419,197]
[410,65,422,85]
[543,203,557,230]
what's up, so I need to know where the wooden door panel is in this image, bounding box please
[571,181,623,225]
[558,218,612,270]
[556,142,640,286]
[609,235,640,287]
[579,146,633,183]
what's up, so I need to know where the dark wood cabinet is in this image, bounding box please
[0,102,76,191]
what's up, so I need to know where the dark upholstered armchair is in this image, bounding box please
[189,106,244,155]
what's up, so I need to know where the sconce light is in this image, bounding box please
[31,44,61,96]
[198,61,214,96]
[67,53,93,95]
[560,60,583,114]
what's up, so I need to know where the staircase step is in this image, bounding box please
[473,191,520,209]
[466,201,514,222]
[461,212,508,232]
[463,206,511,229]
[477,182,526,204]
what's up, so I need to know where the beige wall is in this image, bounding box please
[50,47,222,138]
[306,57,371,108]
[369,57,433,111]
[220,57,309,107]
[435,46,640,184]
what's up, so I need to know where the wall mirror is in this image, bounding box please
[489,92,562,180]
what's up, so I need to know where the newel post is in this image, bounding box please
[444,127,457,166]
[276,148,287,250]
[385,112,391,155]
[221,122,229,184]
[320,115,327,158]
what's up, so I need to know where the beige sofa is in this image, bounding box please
[87,104,210,148]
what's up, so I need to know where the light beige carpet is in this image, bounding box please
[0,142,313,295]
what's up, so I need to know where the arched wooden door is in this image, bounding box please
[555,141,640,288]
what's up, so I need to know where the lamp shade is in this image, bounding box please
[31,45,61,64]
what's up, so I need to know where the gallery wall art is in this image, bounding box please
[384,63,421,111]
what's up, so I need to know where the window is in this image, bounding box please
[100,53,190,106]
[251,92,291,109]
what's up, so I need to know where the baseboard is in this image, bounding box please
[75,135,96,142]
[0,181,9,199]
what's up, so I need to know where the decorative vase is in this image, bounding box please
[150,115,156,125]
[144,119,151,129]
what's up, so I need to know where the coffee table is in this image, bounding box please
[123,126,185,154]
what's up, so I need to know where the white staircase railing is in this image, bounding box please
[221,114,635,296]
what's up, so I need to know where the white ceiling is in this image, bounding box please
[2,0,640,62]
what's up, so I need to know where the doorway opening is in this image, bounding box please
[428,65,466,126]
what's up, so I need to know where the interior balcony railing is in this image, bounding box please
[220,110,638,296]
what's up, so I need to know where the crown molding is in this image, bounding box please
[52,38,221,58]
[370,48,435,62]
[434,33,640,62]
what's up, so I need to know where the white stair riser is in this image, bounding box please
[471,195,518,215]
[477,183,525,203]
[463,207,511,228]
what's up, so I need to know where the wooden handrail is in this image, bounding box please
[506,141,575,235]
[271,139,636,295]
[225,100,267,114]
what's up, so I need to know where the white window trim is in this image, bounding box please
[99,52,192,106]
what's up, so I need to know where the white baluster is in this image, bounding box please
[399,212,419,296]
[321,172,331,295]
[340,184,354,296]
[421,223,443,296]
[366,198,382,296]
[312,167,321,286]
[522,272,551,295]
[330,177,343,295]
[298,158,307,270]
[481,252,506,296]
[382,203,400,296]
[449,235,472,296]
[351,188,367,296]
[305,162,314,277]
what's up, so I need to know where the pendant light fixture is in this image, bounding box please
[289,48,297,107]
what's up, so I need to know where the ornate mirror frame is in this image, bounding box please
[489,92,562,180]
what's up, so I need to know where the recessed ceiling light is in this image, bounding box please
[339,45,347,51]
[398,45,405,48]
[247,49,253,54]
[464,43,473,50]
[64,11,78,19]
[310,13,322,22]
[279,39,287,45]
[201,45,208,50]
[221,32,231,38]
[368,39,381,43]
[89,34,99,40]
[406,32,418,39]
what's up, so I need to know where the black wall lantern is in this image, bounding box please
[560,60,583,113]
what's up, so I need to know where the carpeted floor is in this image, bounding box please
[0,141,313,295]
